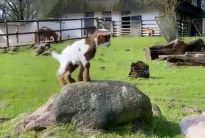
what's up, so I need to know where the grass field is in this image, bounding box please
[0,37,205,138]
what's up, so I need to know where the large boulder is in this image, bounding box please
[51,81,152,129]
[16,81,152,132]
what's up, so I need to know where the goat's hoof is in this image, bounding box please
[78,77,83,81]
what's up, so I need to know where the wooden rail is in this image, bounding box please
[0,17,100,48]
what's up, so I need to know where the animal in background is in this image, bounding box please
[34,27,58,43]
[145,27,155,37]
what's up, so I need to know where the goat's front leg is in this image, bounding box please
[83,63,90,81]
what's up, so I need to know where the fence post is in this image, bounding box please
[112,21,115,37]
[36,19,40,44]
[81,19,83,38]
[5,19,9,48]
[16,27,19,43]
[140,20,143,36]
[59,19,62,41]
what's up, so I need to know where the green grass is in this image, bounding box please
[0,37,205,137]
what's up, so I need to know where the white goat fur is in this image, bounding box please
[51,29,110,77]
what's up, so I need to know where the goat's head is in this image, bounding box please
[95,29,111,47]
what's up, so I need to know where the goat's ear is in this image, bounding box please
[97,32,110,37]
[97,32,102,36]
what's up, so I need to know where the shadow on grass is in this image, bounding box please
[149,76,165,79]
[140,117,180,137]
[106,116,180,137]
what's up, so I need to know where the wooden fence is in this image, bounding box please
[112,19,160,37]
[0,17,100,48]
[1,18,200,48]
[112,19,203,37]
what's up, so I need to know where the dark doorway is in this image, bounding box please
[122,16,131,35]
[191,20,202,36]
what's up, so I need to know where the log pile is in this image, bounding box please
[145,39,205,66]
[159,52,205,66]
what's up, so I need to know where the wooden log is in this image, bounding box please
[163,53,205,66]
[145,39,187,60]
[186,39,205,52]
[145,39,205,60]
[158,54,185,60]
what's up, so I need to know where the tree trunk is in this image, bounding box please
[145,39,187,60]
[157,15,179,42]
[19,0,24,20]
[159,52,205,66]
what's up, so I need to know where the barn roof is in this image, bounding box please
[37,0,159,18]
[37,0,205,19]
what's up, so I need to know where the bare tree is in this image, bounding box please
[134,0,183,42]
[0,0,37,20]
[138,0,187,40]
[157,0,181,42]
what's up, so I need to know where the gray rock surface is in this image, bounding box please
[51,81,152,129]
[152,103,162,117]
[180,113,205,138]
[16,95,57,132]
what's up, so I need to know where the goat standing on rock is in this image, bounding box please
[51,29,111,86]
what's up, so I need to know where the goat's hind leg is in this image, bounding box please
[63,71,75,84]
[57,64,71,86]
[63,63,78,84]
[58,74,67,87]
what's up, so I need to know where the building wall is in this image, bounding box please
[62,13,85,39]
[0,17,84,47]
[111,9,160,36]
[0,9,160,47]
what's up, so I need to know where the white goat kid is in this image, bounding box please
[52,29,111,86]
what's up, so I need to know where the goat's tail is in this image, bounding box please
[51,51,61,62]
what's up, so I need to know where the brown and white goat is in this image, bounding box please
[51,29,111,86]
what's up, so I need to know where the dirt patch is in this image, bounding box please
[181,104,202,115]
[0,101,9,110]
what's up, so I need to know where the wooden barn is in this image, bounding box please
[0,0,205,47]
[40,0,205,37]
